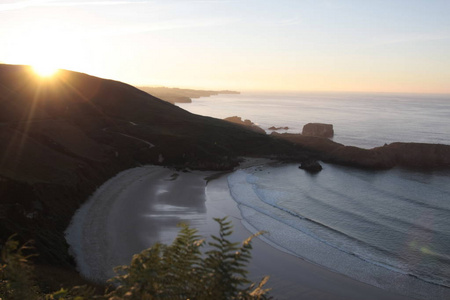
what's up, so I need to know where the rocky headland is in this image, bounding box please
[271,132,450,170]
[223,116,266,134]
[137,86,239,104]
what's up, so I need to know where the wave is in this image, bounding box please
[227,165,450,297]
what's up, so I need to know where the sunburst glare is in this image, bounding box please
[32,64,59,77]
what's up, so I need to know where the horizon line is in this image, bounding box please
[2,63,448,97]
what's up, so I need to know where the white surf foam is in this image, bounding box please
[227,165,450,300]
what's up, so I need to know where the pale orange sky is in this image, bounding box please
[1,0,449,94]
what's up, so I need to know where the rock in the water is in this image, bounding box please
[299,159,323,173]
[302,123,334,138]
[269,126,289,130]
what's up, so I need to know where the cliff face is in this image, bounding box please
[0,64,308,267]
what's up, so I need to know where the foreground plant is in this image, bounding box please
[0,235,39,300]
[107,217,270,299]
[0,234,96,300]
[0,217,271,299]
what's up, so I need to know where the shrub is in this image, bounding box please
[0,235,39,300]
[107,217,270,299]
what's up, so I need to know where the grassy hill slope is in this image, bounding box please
[0,64,309,272]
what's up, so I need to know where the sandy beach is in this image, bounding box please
[66,164,417,299]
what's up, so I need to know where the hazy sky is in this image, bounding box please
[1,0,449,93]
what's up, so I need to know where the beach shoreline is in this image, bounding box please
[65,162,439,299]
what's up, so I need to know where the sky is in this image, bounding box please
[1,0,450,93]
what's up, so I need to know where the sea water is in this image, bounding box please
[177,92,450,299]
[177,92,450,148]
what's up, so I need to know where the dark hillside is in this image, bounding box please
[0,64,309,273]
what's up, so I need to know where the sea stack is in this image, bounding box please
[302,123,334,138]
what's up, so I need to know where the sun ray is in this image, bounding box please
[58,74,116,123]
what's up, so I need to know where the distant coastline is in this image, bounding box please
[137,86,239,104]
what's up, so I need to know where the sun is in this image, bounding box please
[6,20,92,80]
[32,63,59,78]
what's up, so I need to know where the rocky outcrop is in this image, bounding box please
[272,132,450,170]
[223,116,266,134]
[299,159,323,173]
[269,126,289,130]
[302,123,334,138]
[326,143,450,169]
[378,143,450,169]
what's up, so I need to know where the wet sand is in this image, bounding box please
[66,165,415,299]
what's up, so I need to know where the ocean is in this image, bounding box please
[177,92,450,298]
[177,92,450,148]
